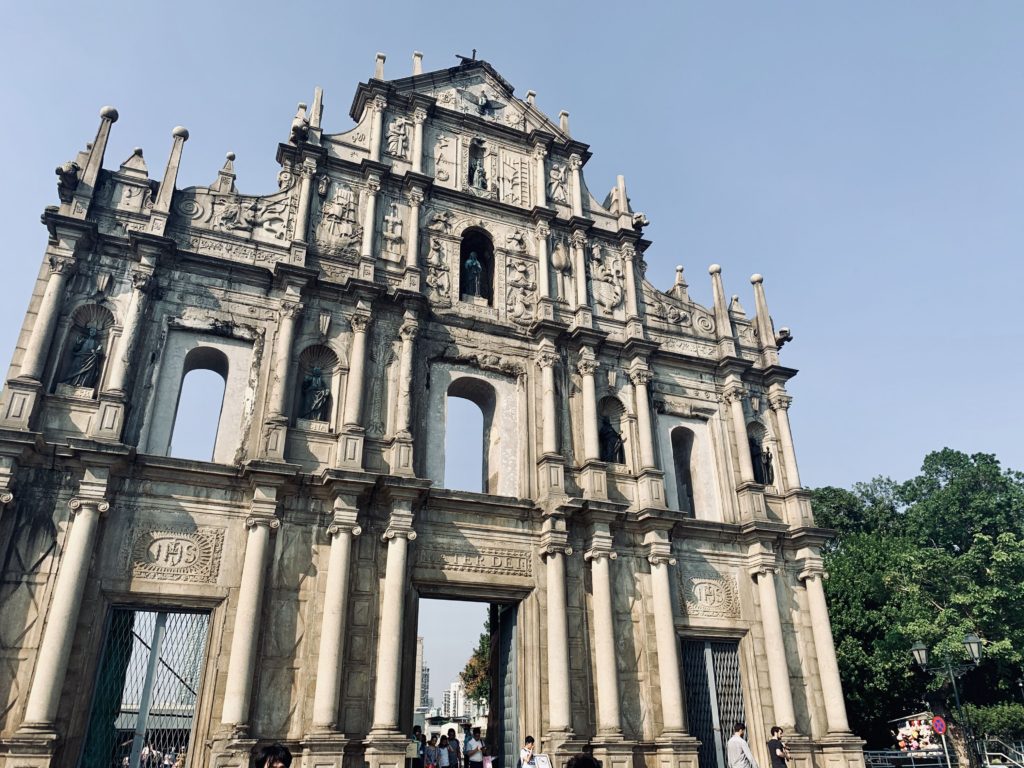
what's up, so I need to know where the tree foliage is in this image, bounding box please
[813,450,1024,748]
[461,618,491,703]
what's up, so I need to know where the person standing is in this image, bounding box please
[255,744,293,768]
[727,723,760,768]
[447,728,463,768]
[519,736,536,768]
[466,727,484,768]
[767,727,790,768]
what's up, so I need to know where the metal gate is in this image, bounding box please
[683,639,746,768]
[80,608,210,768]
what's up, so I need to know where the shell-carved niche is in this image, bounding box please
[56,304,116,395]
[294,344,341,430]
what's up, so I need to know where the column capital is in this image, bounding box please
[399,322,419,342]
[749,562,779,579]
[723,385,747,405]
[130,270,154,293]
[629,367,653,387]
[769,393,793,411]
[67,497,110,516]
[246,514,281,530]
[647,551,676,567]
[280,300,304,319]
[382,526,416,542]
[371,96,388,114]
[536,350,558,369]
[532,144,548,160]
[620,242,637,259]
[570,230,587,249]
[584,546,617,563]
[48,254,76,275]
[577,347,599,376]
[0,491,13,505]
[412,107,428,124]
[328,521,362,537]
[407,186,425,206]
[541,530,572,558]
[535,222,551,239]
[350,312,371,333]
[365,174,382,194]
[798,562,828,583]
[568,153,583,170]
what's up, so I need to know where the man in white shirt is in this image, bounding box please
[727,722,759,768]
[466,727,484,768]
[519,735,536,768]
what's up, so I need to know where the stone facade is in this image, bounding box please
[0,53,864,768]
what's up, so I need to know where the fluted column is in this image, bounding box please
[20,495,109,729]
[569,153,584,218]
[533,145,548,207]
[543,539,573,734]
[571,231,588,309]
[801,566,851,734]
[769,393,801,490]
[630,367,657,470]
[106,270,152,394]
[369,96,387,162]
[751,564,796,730]
[647,541,685,736]
[222,513,279,730]
[293,158,316,243]
[269,301,302,418]
[586,543,622,737]
[726,387,756,483]
[20,255,74,381]
[578,350,600,461]
[371,512,416,731]
[395,322,418,435]
[537,348,559,455]
[311,500,362,731]
[411,108,427,174]
[535,222,551,300]
[361,175,381,260]
[343,313,371,427]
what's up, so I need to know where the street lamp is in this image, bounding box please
[909,635,983,768]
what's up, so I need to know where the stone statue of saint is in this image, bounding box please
[386,117,409,158]
[548,165,568,202]
[62,326,103,388]
[463,251,484,297]
[470,157,487,190]
[761,446,775,485]
[599,416,625,464]
[301,367,331,421]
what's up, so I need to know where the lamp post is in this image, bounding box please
[910,634,983,768]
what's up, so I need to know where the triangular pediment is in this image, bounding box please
[387,60,567,138]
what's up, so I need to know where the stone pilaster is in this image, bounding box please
[18,473,110,737]
[339,308,371,469]
[533,143,548,208]
[571,230,591,327]
[569,153,584,218]
[750,555,797,731]
[310,493,361,733]
[769,391,801,490]
[264,300,303,460]
[368,96,387,163]
[585,533,622,739]
[411,107,427,174]
[577,348,606,499]
[541,525,574,744]
[221,494,280,734]
[359,173,382,281]
[798,554,852,735]
[390,317,418,475]
[725,385,756,484]
[643,530,686,738]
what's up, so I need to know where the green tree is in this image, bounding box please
[461,619,491,703]
[813,449,1024,748]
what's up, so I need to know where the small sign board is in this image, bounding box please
[932,716,947,735]
[535,755,552,768]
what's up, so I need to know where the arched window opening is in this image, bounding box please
[445,377,498,493]
[56,304,115,394]
[598,397,627,465]
[671,427,697,517]
[747,422,774,486]
[169,347,229,462]
[459,228,494,305]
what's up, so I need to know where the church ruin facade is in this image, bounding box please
[0,53,864,768]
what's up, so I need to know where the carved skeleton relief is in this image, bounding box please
[590,244,625,314]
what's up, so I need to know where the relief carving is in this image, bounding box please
[417,544,531,577]
[121,525,226,583]
[505,258,536,325]
[425,237,452,303]
[386,116,410,159]
[681,570,740,618]
[590,244,624,314]
[314,181,361,258]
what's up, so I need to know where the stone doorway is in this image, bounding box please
[413,596,521,768]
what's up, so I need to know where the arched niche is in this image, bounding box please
[670,426,697,517]
[598,396,628,466]
[747,421,775,487]
[54,303,115,395]
[459,227,494,305]
[169,347,229,461]
[446,376,498,493]
[293,344,342,429]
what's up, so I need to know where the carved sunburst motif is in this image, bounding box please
[298,344,340,373]
[71,303,115,330]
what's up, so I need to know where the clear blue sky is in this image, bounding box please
[3,1,1022,702]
